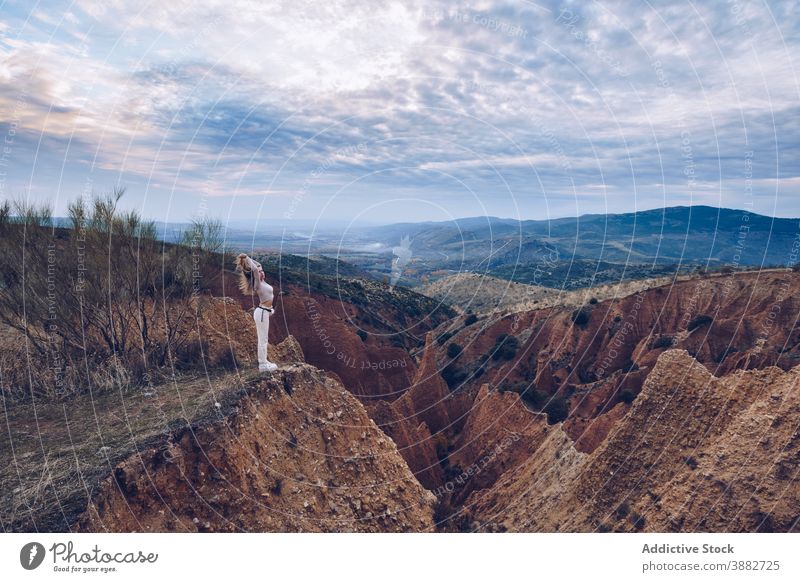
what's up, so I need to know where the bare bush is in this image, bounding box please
[0,189,222,402]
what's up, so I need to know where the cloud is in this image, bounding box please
[0,0,797,222]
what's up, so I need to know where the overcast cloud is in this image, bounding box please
[0,0,798,223]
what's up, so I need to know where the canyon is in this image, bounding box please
[2,267,798,532]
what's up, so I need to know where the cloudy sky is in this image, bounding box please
[0,0,798,224]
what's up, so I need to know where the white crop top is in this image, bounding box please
[245,256,274,305]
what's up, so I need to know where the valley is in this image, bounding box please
[4,251,797,532]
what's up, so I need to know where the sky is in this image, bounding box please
[0,0,798,225]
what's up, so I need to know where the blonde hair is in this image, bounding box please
[234,253,256,295]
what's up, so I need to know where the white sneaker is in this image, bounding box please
[259,361,278,373]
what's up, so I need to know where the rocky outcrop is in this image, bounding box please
[465,427,586,532]
[634,353,800,532]
[430,271,800,453]
[269,333,305,365]
[385,334,454,436]
[370,334,457,488]
[77,362,436,532]
[370,402,444,489]
[447,384,550,503]
[466,350,800,532]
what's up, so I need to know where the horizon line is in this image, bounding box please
[39,202,800,227]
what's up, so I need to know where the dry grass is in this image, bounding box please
[419,270,783,316]
[420,272,683,314]
[0,367,260,532]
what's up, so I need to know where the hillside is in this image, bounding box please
[371,270,800,527]
[324,206,800,288]
[419,271,687,314]
[358,206,800,268]
[2,338,436,533]
[465,350,800,532]
[6,343,797,533]
[3,257,799,533]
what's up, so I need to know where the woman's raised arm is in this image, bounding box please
[237,253,260,273]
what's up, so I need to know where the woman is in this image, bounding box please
[234,253,278,372]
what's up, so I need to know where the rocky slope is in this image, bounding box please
[420,273,560,314]
[363,270,800,531]
[79,362,436,532]
[2,337,435,533]
[426,270,800,454]
[369,333,475,489]
[446,383,551,505]
[92,270,800,533]
[5,269,798,533]
[464,350,800,532]
[420,271,682,315]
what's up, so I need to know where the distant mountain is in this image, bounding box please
[361,206,799,266]
[79,205,797,289]
[345,206,800,286]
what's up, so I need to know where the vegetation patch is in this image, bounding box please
[447,343,463,359]
[651,335,675,349]
[490,334,519,361]
[441,364,467,390]
[687,314,714,331]
[571,307,591,326]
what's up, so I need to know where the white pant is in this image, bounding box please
[253,307,271,365]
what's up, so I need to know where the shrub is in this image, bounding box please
[214,347,240,371]
[435,439,449,462]
[433,500,451,525]
[491,334,519,361]
[464,314,478,326]
[436,331,455,346]
[572,307,590,326]
[589,297,599,305]
[687,314,714,331]
[753,512,778,533]
[175,338,209,370]
[181,216,225,253]
[0,190,219,402]
[447,343,463,359]
[651,335,675,349]
[444,464,464,483]
[620,359,640,373]
[619,389,636,404]
[524,354,539,380]
[522,388,548,408]
[543,396,569,424]
[630,513,646,531]
[356,329,368,342]
[441,364,467,390]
